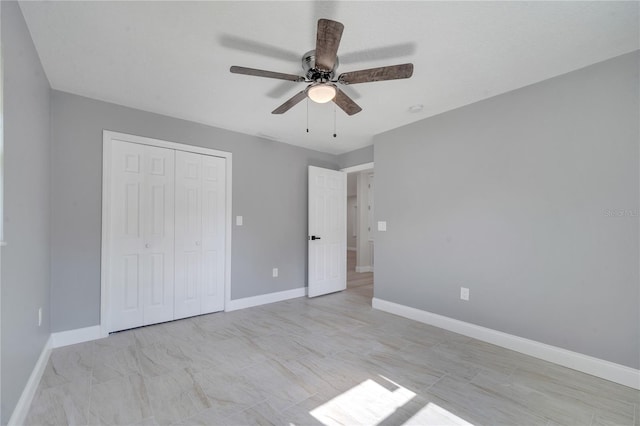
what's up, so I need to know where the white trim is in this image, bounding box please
[223,152,233,318]
[104,130,232,158]
[101,130,233,336]
[372,298,640,390]
[355,265,373,273]
[100,134,111,338]
[51,326,102,348]
[226,287,306,312]
[341,162,374,174]
[8,336,53,426]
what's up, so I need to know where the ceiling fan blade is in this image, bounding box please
[230,66,305,82]
[338,63,414,85]
[315,19,344,72]
[333,88,362,116]
[272,90,308,114]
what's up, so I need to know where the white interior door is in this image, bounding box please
[308,166,346,297]
[109,140,175,331]
[175,151,226,319]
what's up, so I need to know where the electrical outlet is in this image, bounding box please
[272,268,278,278]
[460,287,470,301]
[236,216,243,226]
[38,307,42,326]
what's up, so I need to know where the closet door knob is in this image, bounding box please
[195,241,201,246]
[145,243,150,248]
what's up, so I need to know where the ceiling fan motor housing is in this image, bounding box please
[302,50,338,82]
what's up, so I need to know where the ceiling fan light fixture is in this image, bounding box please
[307,84,337,104]
[230,19,413,116]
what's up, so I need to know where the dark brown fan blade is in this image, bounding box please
[272,90,308,114]
[333,88,362,116]
[315,19,344,72]
[230,66,305,82]
[338,63,414,85]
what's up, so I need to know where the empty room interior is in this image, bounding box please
[1,1,639,425]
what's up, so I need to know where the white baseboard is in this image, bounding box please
[347,247,356,251]
[355,265,373,273]
[8,335,53,426]
[372,298,640,390]
[226,287,307,312]
[52,325,102,348]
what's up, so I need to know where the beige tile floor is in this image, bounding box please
[25,255,639,425]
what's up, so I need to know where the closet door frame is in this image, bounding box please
[101,130,232,337]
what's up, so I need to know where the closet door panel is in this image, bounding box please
[110,140,146,331]
[201,155,226,314]
[142,146,175,326]
[175,151,203,319]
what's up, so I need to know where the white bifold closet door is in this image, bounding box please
[110,140,176,332]
[174,151,226,319]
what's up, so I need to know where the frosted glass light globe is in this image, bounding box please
[307,84,337,103]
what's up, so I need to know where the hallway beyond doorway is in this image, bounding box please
[347,250,373,299]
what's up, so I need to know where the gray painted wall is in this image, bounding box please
[337,145,373,169]
[50,91,338,332]
[374,52,639,369]
[1,2,52,423]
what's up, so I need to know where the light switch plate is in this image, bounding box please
[236,216,243,226]
[377,221,387,231]
[460,287,470,301]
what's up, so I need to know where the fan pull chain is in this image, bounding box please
[306,98,309,133]
[333,103,337,138]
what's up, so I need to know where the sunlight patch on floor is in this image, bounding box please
[310,375,416,425]
[405,402,475,425]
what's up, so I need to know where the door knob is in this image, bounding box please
[195,241,201,246]
[309,235,321,240]
[145,243,150,248]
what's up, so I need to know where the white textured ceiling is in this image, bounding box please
[20,1,639,155]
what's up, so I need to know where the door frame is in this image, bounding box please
[341,161,375,281]
[340,162,374,174]
[100,130,233,337]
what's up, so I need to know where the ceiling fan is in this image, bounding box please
[230,19,414,116]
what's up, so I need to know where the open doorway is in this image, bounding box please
[344,163,374,300]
